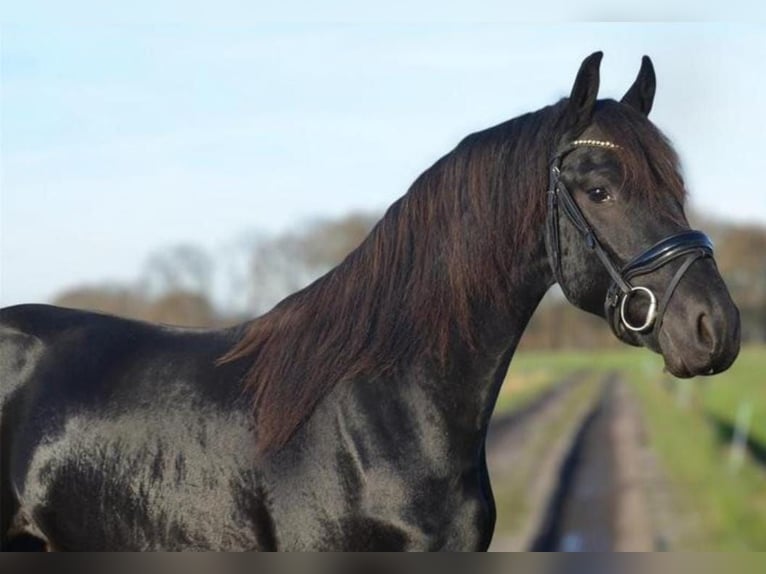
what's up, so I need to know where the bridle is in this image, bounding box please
[546,139,715,340]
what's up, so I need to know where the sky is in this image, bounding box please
[2,15,765,307]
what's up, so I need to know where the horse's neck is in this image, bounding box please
[407,254,552,460]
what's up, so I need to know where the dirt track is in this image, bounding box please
[487,375,658,551]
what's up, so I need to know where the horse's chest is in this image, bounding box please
[266,458,493,551]
[332,481,492,551]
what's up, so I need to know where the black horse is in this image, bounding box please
[0,52,740,551]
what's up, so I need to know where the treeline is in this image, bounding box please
[52,212,766,348]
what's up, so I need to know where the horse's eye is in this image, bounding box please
[587,187,611,203]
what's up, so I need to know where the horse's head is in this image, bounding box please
[546,52,740,377]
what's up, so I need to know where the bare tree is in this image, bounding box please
[715,225,766,341]
[140,244,214,301]
[49,209,765,345]
[53,285,152,320]
[148,291,216,327]
[247,213,377,314]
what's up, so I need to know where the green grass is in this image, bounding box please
[496,345,659,413]
[502,345,766,551]
[699,349,766,447]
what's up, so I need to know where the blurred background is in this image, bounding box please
[2,13,765,551]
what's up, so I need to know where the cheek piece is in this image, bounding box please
[545,140,714,342]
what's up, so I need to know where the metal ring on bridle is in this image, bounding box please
[620,286,657,333]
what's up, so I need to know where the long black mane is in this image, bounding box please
[220,99,685,453]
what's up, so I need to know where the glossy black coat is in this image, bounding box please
[0,280,544,550]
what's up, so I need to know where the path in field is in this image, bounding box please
[487,374,664,552]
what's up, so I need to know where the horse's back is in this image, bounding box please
[0,303,245,401]
[0,303,232,421]
[0,304,265,551]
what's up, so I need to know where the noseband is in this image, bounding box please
[546,139,714,340]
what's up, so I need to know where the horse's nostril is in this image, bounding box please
[697,313,714,350]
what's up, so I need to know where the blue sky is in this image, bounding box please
[2,19,765,307]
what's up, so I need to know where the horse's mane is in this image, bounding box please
[220,98,685,453]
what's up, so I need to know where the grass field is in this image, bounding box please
[498,345,766,551]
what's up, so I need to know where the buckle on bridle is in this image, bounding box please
[620,286,657,333]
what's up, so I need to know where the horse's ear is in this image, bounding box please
[621,55,656,116]
[562,51,602,137]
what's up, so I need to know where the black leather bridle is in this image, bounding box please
[546,139,715,340]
